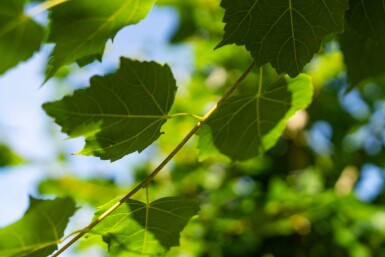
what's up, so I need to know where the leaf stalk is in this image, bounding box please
[27,0,69,17]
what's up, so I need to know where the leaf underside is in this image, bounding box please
[199,74,313,161]
[0,197,76,257]
[91,197,200,257]
[0,0,43,75]
[45,0,156,80]
[43,58,177,161]
[217,0,348,76]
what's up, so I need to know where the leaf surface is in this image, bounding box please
[0,197,77,257]
[199,74,313,161]
[46,0,156,80]
[217,0,348,76]
[43,58,177,161]
[91,197,200,257]
[0,0,43,75]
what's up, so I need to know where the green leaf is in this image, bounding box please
[43,58,177,161]
[0,144,24,167]
[0,196,77,257]
[340,29,385,85]
[341,0,385,85]
[91,197,200,257]
[0,0,44,75]
[196,125,230,162]
[345,0,385,40]
[217,0,348,76]
[200,74,313,161]
[45,0,156,80]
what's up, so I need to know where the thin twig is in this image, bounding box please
[51,61,256,257]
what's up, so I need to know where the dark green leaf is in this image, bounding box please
[217,0,348,76]
[0,144,24,167]
[0,197,77,257]
[45,0,156,80]
[340,29,385,85]
[345,0,385,40]
[91,197,200,256]
[0,0,44,75]
[341,0,385,85]
[200,74,313,161]
[43,58,177,161]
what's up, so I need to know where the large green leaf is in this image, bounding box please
[91,197,200,257]
[0,0,43,75]
[199,74,313,161]
[0,197,77,257]
[45,0,156,80]
[217,0,348,76]
[43,58,177,161]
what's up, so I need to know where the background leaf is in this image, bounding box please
[43,58,177,161]
[0,197,77,257]
[0,0,43,75]
[38,177,126,206]
[340,29,385,85]
[45,0,156,80]
[341,0,385,85]
[199,74,313,161]
[91,197,200,257]
[217,0,348,76]
[345,0,385,40]
[0,144,24,167]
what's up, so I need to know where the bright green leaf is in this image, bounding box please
[43,58,177,161]
[217,0,348,76]
[45,0,156,80]
[200,74,313,161]
[0,197,77,257]
[91,197,200,257]
[0,0,43,75]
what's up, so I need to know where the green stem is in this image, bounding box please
[166,113,204,121]
[257,66,263,97]
[27,0,69,17]
[51,61,256,257]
